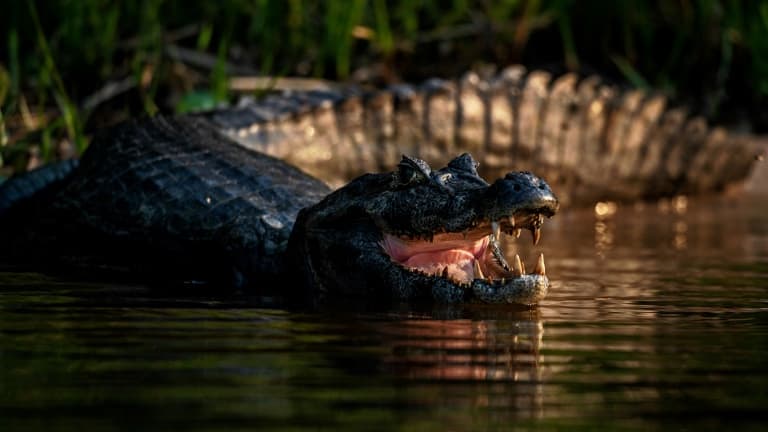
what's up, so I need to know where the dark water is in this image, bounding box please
[1,193,767,431]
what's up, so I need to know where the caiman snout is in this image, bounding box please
[486,171,559,220]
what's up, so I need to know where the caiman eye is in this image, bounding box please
[398,165,420,184]
[394,155,431,186]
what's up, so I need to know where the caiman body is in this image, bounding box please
[0,116,558,304]
[0,66,763,303]
[1,116,330,287]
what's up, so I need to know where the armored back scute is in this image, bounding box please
[201,66,765,206]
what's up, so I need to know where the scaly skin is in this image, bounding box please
[200,66,764,206]
[287,153,558,304]
[1,116,331,287]
[0,118,558,305]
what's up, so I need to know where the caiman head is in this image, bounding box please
[286,153,558,305]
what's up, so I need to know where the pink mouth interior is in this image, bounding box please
[381,233,493,283]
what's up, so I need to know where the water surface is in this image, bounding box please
[1,192,767,431]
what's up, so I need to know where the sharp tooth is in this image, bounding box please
[513,254,523,277]
[490,237,511,271]
[533,253,546,275]
[532,227,541,245]
[500,277,506,284]
[442,267,449,278]
[508,215,515,227]
[513,228,522,238]
[473,260,485,279]
[491,221,501,240]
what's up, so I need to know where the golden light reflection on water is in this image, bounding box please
[657,195,688,214]
[593,220,613,259]
[594,201,618,218]
[381,314,543,382]
[594,201,617,259]
[378,313,545,417]
[674,220,687,250]
[592,195,694,257]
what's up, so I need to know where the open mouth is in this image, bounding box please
[381,211,548,289]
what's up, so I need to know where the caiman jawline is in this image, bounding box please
[380,216,547,287]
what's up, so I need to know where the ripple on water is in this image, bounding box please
[1,195,768,430]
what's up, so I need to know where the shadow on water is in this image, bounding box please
[1,191,768,431]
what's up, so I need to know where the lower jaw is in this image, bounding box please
[469,274,549,305]
[396,263,549,305]
[381,232,549,304]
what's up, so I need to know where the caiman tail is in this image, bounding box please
[0,159,80,217]
[202,66,764,206]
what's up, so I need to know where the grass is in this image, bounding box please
[1,0,766,176]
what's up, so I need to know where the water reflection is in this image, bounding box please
[1,193,767,430]
[380,313,542,382]
[379,309,544,415]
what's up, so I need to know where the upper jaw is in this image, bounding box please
[475,209,549,248]
[483,173,559,225]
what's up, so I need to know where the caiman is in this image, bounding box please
[0,66,763,304]
[0,116,557,304]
